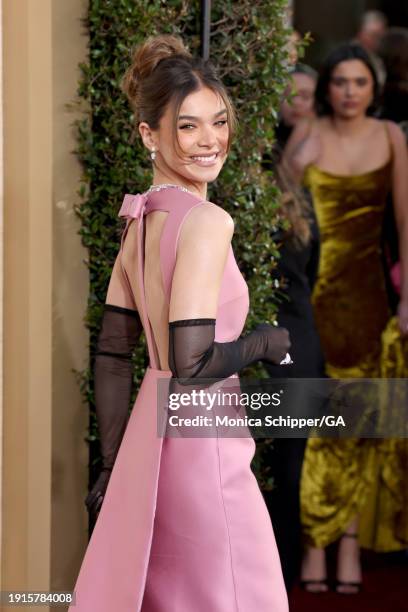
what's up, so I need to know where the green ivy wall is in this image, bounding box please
[75,0,293,493]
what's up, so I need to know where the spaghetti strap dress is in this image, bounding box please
[69,185,288,612]
[300,139,408,552]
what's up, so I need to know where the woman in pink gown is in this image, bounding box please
[69,35,289,611]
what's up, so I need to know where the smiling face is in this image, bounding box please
[139,86,230,191]
[327,59,374,119]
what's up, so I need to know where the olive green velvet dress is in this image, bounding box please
[300,160,408,551]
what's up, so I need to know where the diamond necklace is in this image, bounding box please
[146,183,199,197]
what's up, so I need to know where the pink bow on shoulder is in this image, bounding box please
[118,193,148,219]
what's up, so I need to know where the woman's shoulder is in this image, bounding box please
[291,117,316,137]
[367,116,397,132]
[370,117,406,147]
[313,116,332,133]
[180,201,234,244]
[187,200,234,229]
[380,117,405,138]
[366,116,388,130]
[289,116,326,143]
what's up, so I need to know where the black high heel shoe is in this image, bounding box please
[334,533,362,595]
[300,578,329,593]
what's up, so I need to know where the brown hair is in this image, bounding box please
[262,148,312,248]
[276,159,312,248]
[121,34,236,151]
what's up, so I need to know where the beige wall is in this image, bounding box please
[2,0,89,608]
[0,0,3,593]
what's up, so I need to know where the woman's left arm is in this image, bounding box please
[388,120,408,335]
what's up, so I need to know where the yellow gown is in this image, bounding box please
[300,160,408,551]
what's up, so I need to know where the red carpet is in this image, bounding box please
[289,550,407,612]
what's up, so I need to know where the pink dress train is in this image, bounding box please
[69,187,288,611]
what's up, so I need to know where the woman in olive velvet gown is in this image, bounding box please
[283,43,408,594]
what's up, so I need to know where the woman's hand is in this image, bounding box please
[292,129,321,174]
[282,118,321,183]
[254,323,291,364]
[84,468,111,523]
[397,299,408,336]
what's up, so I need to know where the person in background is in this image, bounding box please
[378,28,408,313]
[275,64,318,151]
[262,63,323,592]
[355,10,388,87]
[378,27,408,125]
[283,42,408,595]
[286,30,302,66]
[356,10,388,55]
[263,164,325,593]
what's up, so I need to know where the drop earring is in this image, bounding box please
[150,148,156,161]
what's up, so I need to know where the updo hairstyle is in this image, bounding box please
[121,34,236,150]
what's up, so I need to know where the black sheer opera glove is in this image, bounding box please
[168,318,290,384]
[84,304,143,522]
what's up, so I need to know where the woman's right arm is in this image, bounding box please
[168,203,290,383]
[282,118,321,183]
[85,254,143,522]
[387,120,408,335]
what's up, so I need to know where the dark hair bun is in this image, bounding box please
[122,35,191,102]
[120,33,235,151]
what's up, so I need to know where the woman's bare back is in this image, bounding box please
[120,212,170,370]
[108,200,233,371]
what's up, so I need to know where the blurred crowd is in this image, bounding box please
[265,9,408,601]
[286,10,408,133]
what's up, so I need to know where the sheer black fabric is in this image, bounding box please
[84,304,143,522]
[265,213,324,379]
[168,318,290,384]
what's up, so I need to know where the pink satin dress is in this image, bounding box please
[69,185,288,612]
